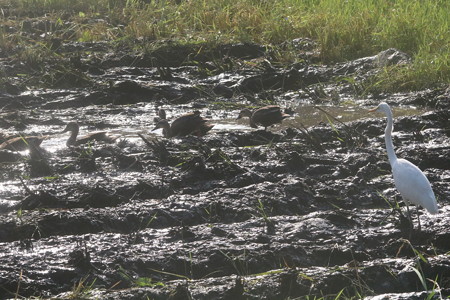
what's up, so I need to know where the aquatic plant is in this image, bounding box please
[118,266,166,288]
[67,277,97,299]
[401,239,443,298]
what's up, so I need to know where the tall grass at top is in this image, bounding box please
[0,0,449,90]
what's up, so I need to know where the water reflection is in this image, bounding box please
[286,105,426,127]
[219,105,426,130]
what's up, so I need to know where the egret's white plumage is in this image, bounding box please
[391,159,438,214]
[370,102,438,229]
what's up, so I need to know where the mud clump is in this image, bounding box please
[0,39,449,299]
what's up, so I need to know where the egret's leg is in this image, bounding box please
[416,205,421,232]
[403,201,414,240]
[405,202,413,230]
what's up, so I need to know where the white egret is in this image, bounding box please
[370,102,438,230]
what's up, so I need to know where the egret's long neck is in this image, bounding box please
[383,107,397,166]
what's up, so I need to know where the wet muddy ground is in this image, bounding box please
[0,41,449,299]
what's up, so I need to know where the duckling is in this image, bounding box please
[237,105,289,130]
[152,111,214,138]
[0,135,46,151]
[62,122,116,146]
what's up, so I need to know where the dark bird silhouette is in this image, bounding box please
[237,105,289,130]
[152,111,214,138]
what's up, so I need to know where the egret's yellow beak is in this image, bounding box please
[368,107,377,112]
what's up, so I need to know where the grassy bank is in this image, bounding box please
[1,0,449,91]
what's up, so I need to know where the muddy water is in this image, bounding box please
[4,103,426,153]
[0,45,449,299]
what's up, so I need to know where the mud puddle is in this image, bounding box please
[0,42,449,299]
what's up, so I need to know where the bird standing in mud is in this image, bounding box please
[237,105,289,130]
[62,122,116,147]
[369,102,438,231]
[0,135,46,151]
[152,111,214,138]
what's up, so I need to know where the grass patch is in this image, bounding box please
[0,0,449,90]
[365,50,450,92]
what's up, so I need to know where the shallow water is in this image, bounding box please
[35,104,425,151]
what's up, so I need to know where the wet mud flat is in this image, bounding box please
[0,41,449,299]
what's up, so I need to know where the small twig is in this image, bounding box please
[294,122,323,151]
[314,105,366,141]
[15,269,22,300]
[314,106,351,128]
[17,176,34,196]
[137,133,153,147]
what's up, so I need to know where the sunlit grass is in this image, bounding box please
[0,0,449,91]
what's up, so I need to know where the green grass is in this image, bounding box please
[0,0,449,91]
